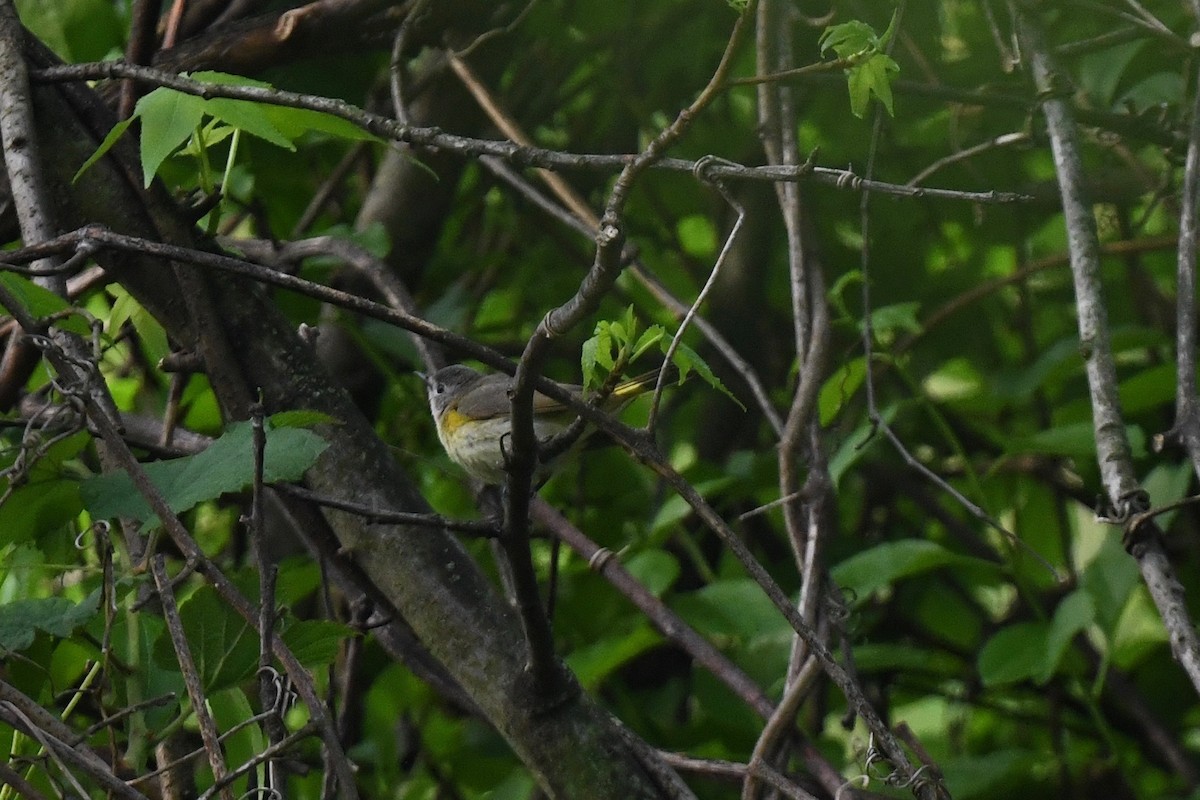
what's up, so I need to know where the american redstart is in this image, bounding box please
[421,364,672,484]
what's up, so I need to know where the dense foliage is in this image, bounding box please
[3,1,1200,799]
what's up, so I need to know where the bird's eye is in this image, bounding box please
[435,383,446,394]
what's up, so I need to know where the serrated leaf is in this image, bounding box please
[820,20,876,57]
[581,334,602,391]
[155,585,256,691]
[668,341,742,409]
[631,326,665,361]
[281,619,356,667]
[80,419,328,524]
[0,591,100,653]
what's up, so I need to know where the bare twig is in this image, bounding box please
[530,498,775,719]
[33,61,1033,205]
[0,679,150,800]
[150,553,235,800]
[657,751,820,800]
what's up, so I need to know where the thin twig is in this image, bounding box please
[151,554,235,800]
[32,61,1033,205]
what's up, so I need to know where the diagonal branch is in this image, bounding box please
[1014,1,1200,697]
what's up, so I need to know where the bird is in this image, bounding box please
[421,364,671,484]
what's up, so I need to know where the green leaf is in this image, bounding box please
[0,590,100,653]
[567,624,662,690]
[846,53,899,118]
[1110,587,1169,669]
[1118,363,1175,415]
[281,618,356,667]
[207,688,265,784]
[631,326,665,362]
[819,20,878,58]
[134,88,207,186]
[667,341,742,409]
[832,539,997,603]
[154,585,256,692]
[820,14,900,118]
[1037,591,1094,683]
[974,604,1091,688]
[16,0,123,62]
[80,418,328,524]
[623,549,680,597]
[819,356,866,425]
[108,286,169,368]
[0,271,71,319]
[1079,531,1140,635]
[203,98,293,150]
[650,477,734,533]
[977,621,1051,686]
[676,579,791,642]
[74,116,134,183]
[581,334,602,390]
[941,750,1038,800]
[851,643,965,676]
[261,104,378,143]
[676,214,718,258]
[0,480,82,547]
[1008,423,1147,459]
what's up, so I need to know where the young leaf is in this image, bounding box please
[73,116,134,183]
[581,333,602,391]
[819,12,901,118]
[134,88,207,186]
[631,325,665,361]
[667,341,743,409]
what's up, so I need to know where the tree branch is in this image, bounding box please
[1014,0,1200,696]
